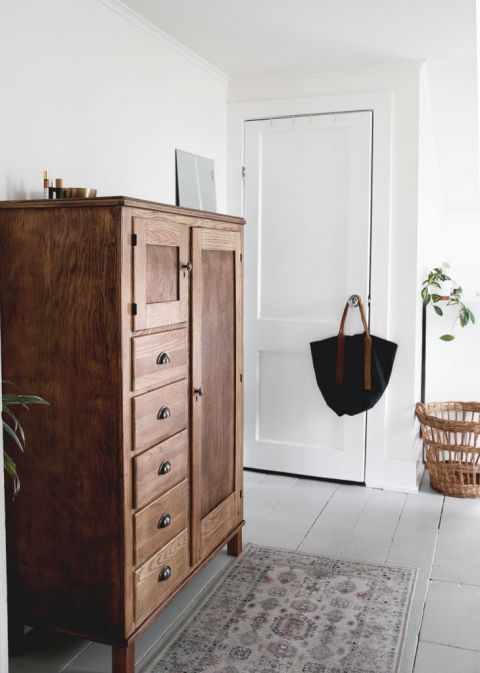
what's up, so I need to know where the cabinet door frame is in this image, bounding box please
[191,228,243,565]
[132,218,189,331]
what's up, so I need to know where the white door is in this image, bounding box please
[243,111,372,482]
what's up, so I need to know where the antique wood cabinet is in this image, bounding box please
[0,197,245,673]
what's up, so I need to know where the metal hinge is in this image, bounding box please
[242,165,246,181]
[132,303,137,316]
[131,233,137,246]
[240,253,243,262]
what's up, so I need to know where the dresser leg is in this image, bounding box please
[7,610,25,655]
[227,530,243,557]
[112,642,135,673]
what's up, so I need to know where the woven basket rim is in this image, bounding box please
[416,402,480,433]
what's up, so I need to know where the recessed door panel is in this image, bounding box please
[200,248,236,517]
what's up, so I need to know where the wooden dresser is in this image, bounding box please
[0,197,245,672]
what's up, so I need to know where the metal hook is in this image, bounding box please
[348,295,359,307]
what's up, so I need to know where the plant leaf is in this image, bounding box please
[431,294,442,303]
[433,305,443,316]
[440,334,455,341]
[2,419,25,452]
[3,451,20,497]
[2,407,25,445]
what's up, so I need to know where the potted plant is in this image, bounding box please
[2,382,48,496]
[421,264,475,340]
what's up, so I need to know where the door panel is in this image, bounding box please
[191,228,243,563]
[244,111,372,482]
[200,248,236,517]
[133,218,189,331]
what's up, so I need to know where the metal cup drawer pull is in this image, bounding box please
[157,406,171,420]
[157,513,172,529]
[158,565,172,582]
[158,460,172,475]
[156,352,171,366]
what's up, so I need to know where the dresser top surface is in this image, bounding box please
[0,196,245,225]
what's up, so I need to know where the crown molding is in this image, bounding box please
[229,60,425,85]
[97,0,229,85]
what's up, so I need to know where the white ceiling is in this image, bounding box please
[121,0,476,78]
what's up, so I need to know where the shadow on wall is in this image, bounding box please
[5,176,28,200]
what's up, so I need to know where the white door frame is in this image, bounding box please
[227,91,393,488]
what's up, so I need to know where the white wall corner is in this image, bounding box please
[383,454,424,494]
[96,0,229,85]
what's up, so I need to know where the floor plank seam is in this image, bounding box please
[295,484,339,551]
[418,639,480,653]
[428,577,480,589]
[338,488,372,557]
[384,494,408,564]
[411,493,445,673]
[59,640,93,672]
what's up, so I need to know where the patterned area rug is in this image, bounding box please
[149,545,417,673]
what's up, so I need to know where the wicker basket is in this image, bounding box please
[416,402,480,498]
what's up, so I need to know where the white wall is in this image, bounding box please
[420,62,480,402]
[227,66,424,492]
[0,0,228,207]
[0,0,229,664]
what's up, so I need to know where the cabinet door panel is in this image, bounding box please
[191,228,243,564]
[133,218,189,331]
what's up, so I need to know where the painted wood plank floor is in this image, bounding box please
[8,470,480,673]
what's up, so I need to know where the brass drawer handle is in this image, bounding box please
[157,513,172,529]
[156,352,171,365]
[157,406,170,420]
[158,460,172,475]
[158,565,172,582]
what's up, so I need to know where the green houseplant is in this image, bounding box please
[421,265,476,341]
[2,382,48,496]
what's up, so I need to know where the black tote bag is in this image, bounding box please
[310,295,397,416]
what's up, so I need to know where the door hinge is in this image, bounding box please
[240,253,243,262]
[131,233,137,246]
[367,295,371,307]
[242,165,246,181]
[132,303,137,316]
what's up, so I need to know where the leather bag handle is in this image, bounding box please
[335,295,372,391]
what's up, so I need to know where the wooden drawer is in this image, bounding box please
[134,479,188,566]
[135,529,189,623]
[133,430,188,509]
[133,380,187,453]
[132,328,188,392]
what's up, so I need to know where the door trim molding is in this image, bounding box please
[227,91,393,488]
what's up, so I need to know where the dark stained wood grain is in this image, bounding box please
[227,530,243,557]
[146,245,179,304]
[112,641,135,673]
[0,196,246,227]
[0,200,245,655]
[200,249,236,517]
[0,206,125,642]
[133,430,189,508]
[191,228,244,566]
[134,479,189,566]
